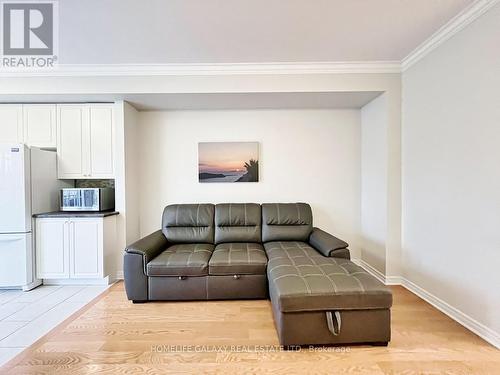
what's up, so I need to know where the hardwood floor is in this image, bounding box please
[1,282,498,374]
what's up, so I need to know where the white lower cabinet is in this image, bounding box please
[36,216,116,284]
[70,219,102,278]
[36,218,69,279]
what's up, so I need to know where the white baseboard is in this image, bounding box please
[384,275,402,286]
[352,258,386,284]
[115,271,124,280]
[43,276,111,286]
[400,277,500,349]
[353,258,500,349]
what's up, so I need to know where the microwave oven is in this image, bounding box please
[60,188,115,211]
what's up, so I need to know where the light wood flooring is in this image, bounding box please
[1,282,498,374]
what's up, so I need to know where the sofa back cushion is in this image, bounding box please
[215,203,261,244]
[262,203,313,242]
[162,204,215,243]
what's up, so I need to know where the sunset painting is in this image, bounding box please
[199,142,259,183]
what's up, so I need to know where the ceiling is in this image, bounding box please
[58,0,474,65]
[119,92,382,110]
[0,92,382,110]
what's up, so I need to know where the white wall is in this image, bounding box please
[112,102,126,279]
[361,94,388,274]
[402,3,500,343]
[138,109,362,258]
[124,102,141,246]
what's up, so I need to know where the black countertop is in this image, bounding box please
[33,210,119,218]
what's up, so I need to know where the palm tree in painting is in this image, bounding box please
[237,159,259,182]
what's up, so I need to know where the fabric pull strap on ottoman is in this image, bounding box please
[326,311,341,336]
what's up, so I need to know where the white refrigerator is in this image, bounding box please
[0,143,71,290]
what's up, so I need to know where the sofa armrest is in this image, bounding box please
[309,227,350,259]
[125,230,169,272]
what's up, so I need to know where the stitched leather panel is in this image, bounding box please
[209,242,268,275]
[262,203,313,242]
[147,243,214,276]
[215,203,261,244]
[162,204,215,243]
[264,241,392,312]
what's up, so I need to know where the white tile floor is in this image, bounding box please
[0,285,109,367]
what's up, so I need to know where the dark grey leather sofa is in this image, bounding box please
[124,203,392,346]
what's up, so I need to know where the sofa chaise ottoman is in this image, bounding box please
[123,202,392,346]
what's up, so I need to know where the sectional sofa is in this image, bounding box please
[124,203,392,346]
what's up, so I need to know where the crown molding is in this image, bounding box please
[402,0,500,71]
[1,0,497,78]
[0,61,401,77]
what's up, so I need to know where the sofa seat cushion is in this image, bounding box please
[264,241,322,260]
[209,243,268,275]
[147,243,214,277]
[265,241,392,312]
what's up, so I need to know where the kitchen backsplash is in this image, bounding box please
[75,179,115,188]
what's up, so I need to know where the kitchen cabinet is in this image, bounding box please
[89,106,115,178]
[23,104,57,148]
[0,104,57,147]
[57,104,114,179]
[0,103,115,178]
[35,215,117,284]
[35,218,69,279]
[56,105,88,178]
[0,105,23,143]
[70,219,102,278]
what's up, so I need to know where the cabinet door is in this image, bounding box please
[23,104,57,148]
[69,218,103,279]
[89,106,114,178]
[57,105,90,178]
[36,219,70,279]
[0,105,23,143]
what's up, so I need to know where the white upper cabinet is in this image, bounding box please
[57,104,114,179]
[0,103,114,179]
[23,104,57,148]
[89,106,114,178]
[57,105,88,178]
[0,104,56,147]
[0,105,23,143]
